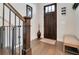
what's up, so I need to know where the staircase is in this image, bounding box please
[0,3,31,55]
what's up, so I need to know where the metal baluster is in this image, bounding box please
[18,18,21,55]
[2,3,24,55]
[7,27,8,50]
[2,4,5,49]
[11,12,17,55]
[9,9,11,54]
[1,3,5,55]
[3,4,4,26]
[15,15,16,55]
[12,27,15,55]
[12,14,16,55]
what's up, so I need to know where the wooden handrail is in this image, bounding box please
[4,3,25,22]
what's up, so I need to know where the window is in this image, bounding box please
[49,6,52,12]
[51,5,55,12]
[45,4,55,13]
[45,7,48,13]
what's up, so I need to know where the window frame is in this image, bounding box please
[44,3,56,13]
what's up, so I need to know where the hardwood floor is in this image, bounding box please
[30,39,71,55]
[0,48,22,55]
[0,38,71,55]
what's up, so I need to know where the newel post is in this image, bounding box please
[22,16,31,55]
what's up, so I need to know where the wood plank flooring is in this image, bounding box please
[0,48,22,55]
[30,39,71,55]
[0,38,71,55]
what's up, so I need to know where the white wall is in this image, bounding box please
[0,3,78,44]
[27,4,39,40]
[57,3,76,42]
[11,3,26,16]
[36,4,44,38]
[36,3,51,38]
[11,3,39,41]
[37,3,76,42]
[0,3,39,48]
[75,6,79,39]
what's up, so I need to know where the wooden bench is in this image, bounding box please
[63,35,79,54]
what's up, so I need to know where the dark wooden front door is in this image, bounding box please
[44,3,57,40]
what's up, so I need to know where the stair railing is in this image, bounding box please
[0,3,25,55]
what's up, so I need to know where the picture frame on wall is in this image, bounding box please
[26,5,32,18]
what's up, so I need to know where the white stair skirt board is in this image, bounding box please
[40,38,56,45]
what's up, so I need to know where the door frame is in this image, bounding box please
[44,3,57,40]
